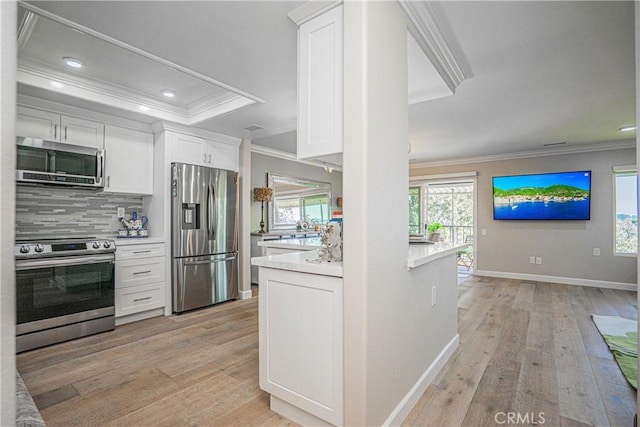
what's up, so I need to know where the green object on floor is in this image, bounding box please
[592,314,638,389]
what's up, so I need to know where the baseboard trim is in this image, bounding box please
[474,270,638,292]
[383,334,460,426]
[239,289,253,300]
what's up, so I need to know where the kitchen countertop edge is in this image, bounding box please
[251,250,343,278]
[407,243,470,269]
[112,237,166,246]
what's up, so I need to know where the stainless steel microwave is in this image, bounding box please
[16,137,104,188]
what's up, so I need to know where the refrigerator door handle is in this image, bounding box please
[183,255,236,266]
[207,183,216,240]
[184,259,214,266]
[207,184,218,240]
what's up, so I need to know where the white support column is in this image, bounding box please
[0,1,17,424]
[343,1,409,425]
[239,138,253,299]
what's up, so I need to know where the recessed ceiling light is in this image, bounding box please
[63,57,83,69]
[138,105,150,112]
[50,81,64,88]
[161,89,176,98]
[618,125,636,132]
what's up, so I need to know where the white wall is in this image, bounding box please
[1,1,16,424]
[250,151,343,232]
[344,2,458,425]
[411,148,638,286]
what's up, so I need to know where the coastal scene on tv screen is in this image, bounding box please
[493,171,591,220]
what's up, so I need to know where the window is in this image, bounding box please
[426,183,474,245]
[614,169,638,255]
[409,186,422,234]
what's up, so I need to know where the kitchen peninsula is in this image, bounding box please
[251,241,468,426]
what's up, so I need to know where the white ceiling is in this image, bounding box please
[19,1,636,163]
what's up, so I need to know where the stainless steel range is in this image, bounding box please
[15,237,116,353]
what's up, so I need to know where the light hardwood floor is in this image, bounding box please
[17,278,636,426]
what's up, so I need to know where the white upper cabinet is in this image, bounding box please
[104,125,153,195]
[297,5,343,160]
[17,106,105,150]
[60,115,105,150]
[171,133,210,167]
[170,132,239,172]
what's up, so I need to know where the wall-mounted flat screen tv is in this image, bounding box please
[493,170,591,220]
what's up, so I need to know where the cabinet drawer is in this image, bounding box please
[116,257,165,288]
[115,282,164,317]
[116,244,165,260]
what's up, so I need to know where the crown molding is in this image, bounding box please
[151,121,241,147]
[18,61,256,126]
[409,139,637,169]
[17,94,154,132]
[251,144,343,172]
[187,94,255,125]
[399,0,468,93]
[17,10,37,52]
[287,1,342,26]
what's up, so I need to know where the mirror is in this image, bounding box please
[268,174,332,230]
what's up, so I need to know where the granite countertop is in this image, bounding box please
[257,237,322,250]
[407,242,470,269]
[251,249,343,278]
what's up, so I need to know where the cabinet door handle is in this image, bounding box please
[107,176,110,188]
[132,270,152,275]
[208,153,212,163]
[133,250,152,254]
[64,126,68,141]
[53,124,57,140]
[203,153,207,163]
[133,296,152,302]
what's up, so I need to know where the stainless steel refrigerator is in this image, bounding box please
[171,162,239,313]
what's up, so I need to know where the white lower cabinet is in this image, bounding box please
[115,282,164,317]
[115,243,166,324]
[259,267,343,425]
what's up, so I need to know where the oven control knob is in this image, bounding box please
[34,244,44,253]
[92,241,101,249]
[103,241,111,249]
[19,245,30,254]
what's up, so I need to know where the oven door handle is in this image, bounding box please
[15,254,115,270]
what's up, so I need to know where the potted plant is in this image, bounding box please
[427,222,443,242]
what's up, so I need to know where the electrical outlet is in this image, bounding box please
[431,286,437,306]
[535,257,542,265]
[117,207,125,218]
[529,256,536,264]
[481,228,487,236]
[593,248,600,256]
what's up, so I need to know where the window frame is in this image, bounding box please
[613,166,638,257]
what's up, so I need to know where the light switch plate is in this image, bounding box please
[117,207,125,218]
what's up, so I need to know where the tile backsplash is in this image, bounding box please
[16,185,144,239]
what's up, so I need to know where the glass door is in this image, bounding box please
[16,255,115,325]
